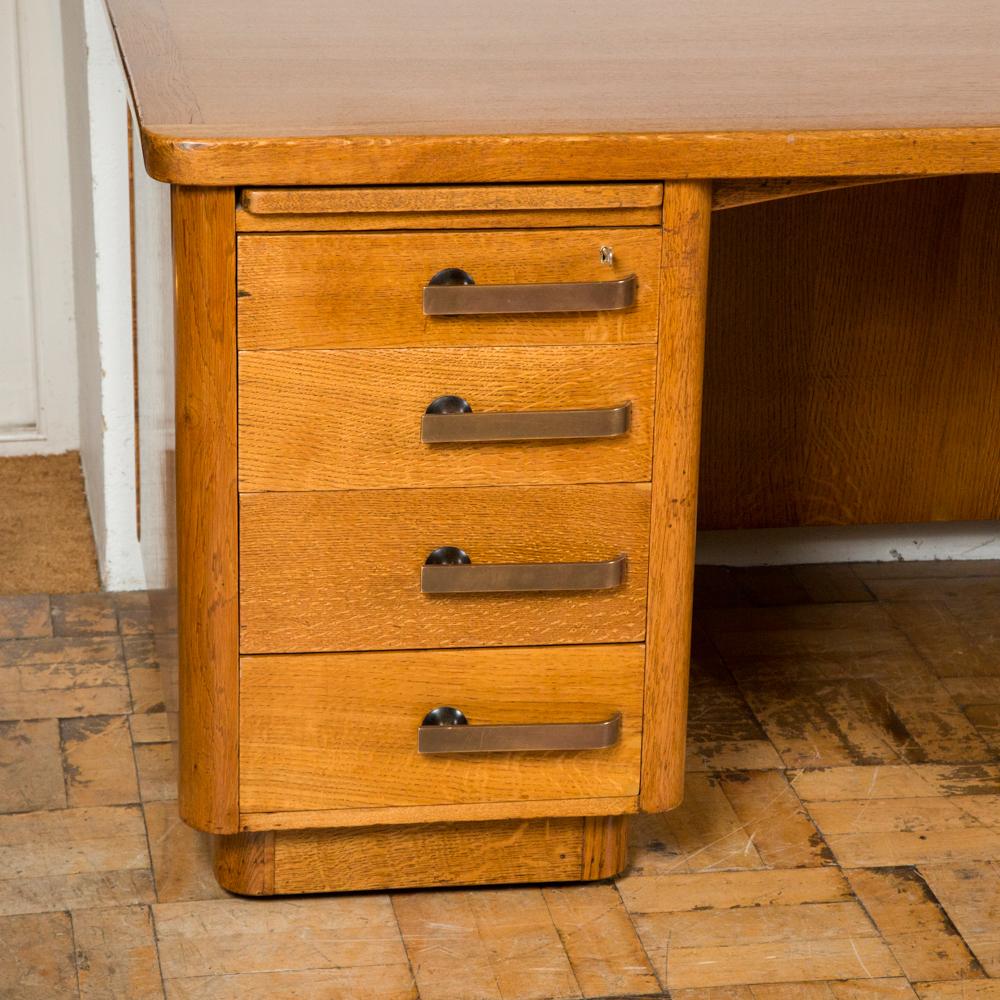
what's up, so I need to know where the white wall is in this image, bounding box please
[60,0,143,589]
[697,521,1000,566]
[0,0,79,456]
[131,107,176,595]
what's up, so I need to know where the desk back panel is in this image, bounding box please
[700,174,1000,530]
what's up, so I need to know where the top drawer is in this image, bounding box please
[237,228,661,350]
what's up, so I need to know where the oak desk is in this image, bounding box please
[107,0,1000,894]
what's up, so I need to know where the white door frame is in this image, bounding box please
[0,0,79,456]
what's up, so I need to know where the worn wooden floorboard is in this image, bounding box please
[0,564,997,997]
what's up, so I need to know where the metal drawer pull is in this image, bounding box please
[421,396,631,443]
[418,706,622,754]
[421,547,627,594]
[422,267,637,316]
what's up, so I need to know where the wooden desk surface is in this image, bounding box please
[107,0,1000,185]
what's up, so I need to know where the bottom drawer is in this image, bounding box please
[239,644,644,815]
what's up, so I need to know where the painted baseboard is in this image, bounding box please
[696,521,1000,566]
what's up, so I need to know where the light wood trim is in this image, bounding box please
[241,183,664,215]
[104,0,1000,184]
[639,181,712,813]
[237,345,656,492]
[213,831,274,895]
[239,485,651,654]
[239,645,644,814]
[581,815,630,879]
[214,815,629,895]
[139,129,1000,187]
[173,186,240,834]
[701,174,1000,530]
[235,206,662,232]
[237,228,661,351]
[712,174,932,211]
[239,795,637,832]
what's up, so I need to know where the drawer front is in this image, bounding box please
[237,228,661,350]
[238,344,656,491]
[239,483,650,653]
[239,644,644,813]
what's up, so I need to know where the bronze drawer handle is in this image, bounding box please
[422,267,638,316]
[421,396,631,443]
[421,547,627,594]
[418,706,622,754]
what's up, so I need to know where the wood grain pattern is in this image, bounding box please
[581,815,630,879]
[213,831,274,895]
[238,345,656,491]
[240,183,664,214]
[700,174,1000,529]
[712,175,929,211]
[273,820,587,894]
[236,206,663,233]
[237,228,661,350]
[239,484,651,653]
[172,187,239,835]
[238,645,643,813]
[143,129,1000,188]
[236,181,662,232]
[215,815,629,895]
[640,181,712,813]
[239,795,637,832]
[105,0,1000,184]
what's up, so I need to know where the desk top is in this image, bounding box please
[105,0,1000,185]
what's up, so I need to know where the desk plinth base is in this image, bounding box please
[214,815,629,895]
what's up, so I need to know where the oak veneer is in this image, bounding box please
[640,182,713,812]
[236,228,661,351]
[237,183,664,232]
[711,176,929,212]
[236,206,664,233]
[147,131,1000,189]
[700,174,1000,529]
[214,816,629,895]
[237,182,664,233]
[106,0,1000,184]
[237,344,656,492]
[241,183,664,215]
[237,796,638,833]
[238,644,643,814]
[213,832,274,896]
[238,484,651,654]
[580,814,632,880]
[172,187,239,835]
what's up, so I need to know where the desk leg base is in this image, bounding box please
[213,815,629,895]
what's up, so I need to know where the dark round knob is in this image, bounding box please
[424,546,472,566]
[422,706,469,727]
[425,395,473,415]
[428,267,475,287]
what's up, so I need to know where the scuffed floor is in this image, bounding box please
[0,562,998,998]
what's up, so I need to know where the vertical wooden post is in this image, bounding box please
[640,180,712,813]
[172,186,240,833]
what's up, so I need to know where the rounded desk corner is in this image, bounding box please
[177,792,242,838]
[580,814,631,880]
[637,785,685,816]
[213,831,276,896]
[137,125,233,186]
